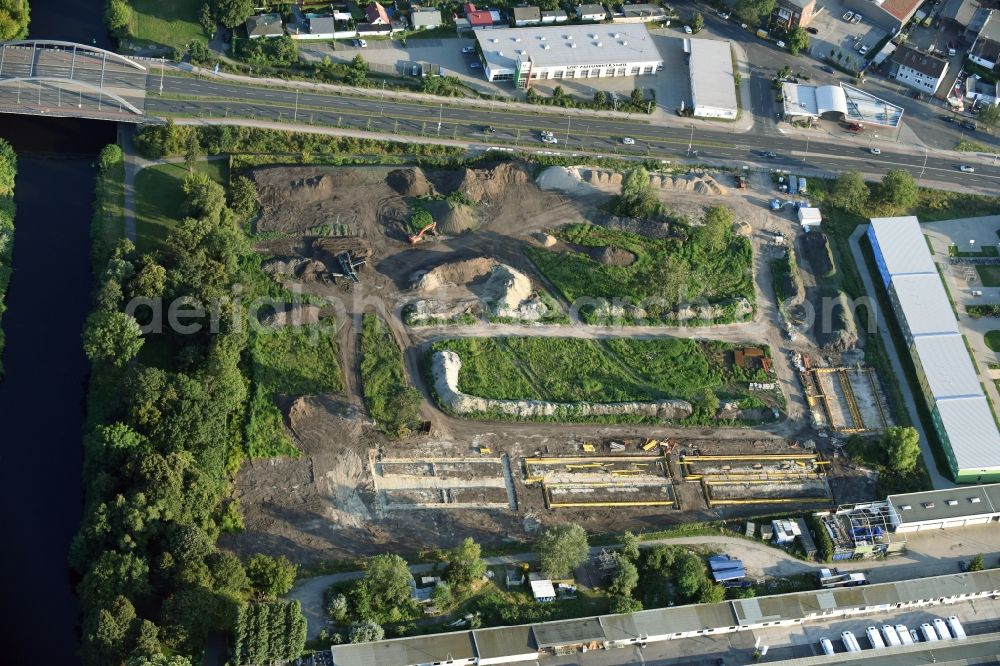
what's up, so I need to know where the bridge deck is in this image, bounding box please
[0,42,150,122]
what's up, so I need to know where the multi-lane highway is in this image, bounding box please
[147,73,1000,191]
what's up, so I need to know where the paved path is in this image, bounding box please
[848,225,953,489]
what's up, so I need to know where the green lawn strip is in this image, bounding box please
[128,0,207,51]
[968,304,1000,318]
[977,264,1000,287]
[359,313,422,437]
[90,159,126,266]
[247,322,343,458]
[524,223,753,324]
[985,330,1000,352]
[134,160,228,254]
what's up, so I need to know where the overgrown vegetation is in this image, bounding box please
[75,147,307,664]
[967,304,1000,318]
[525,212,753,324]
[359,313,422,438]
[134,160,228,253]
[0,0,30,40]
[429,336,779,420]
[846,426,928,495]
[0,139,15,375]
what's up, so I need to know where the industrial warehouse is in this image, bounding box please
[329,568,1000,665]
[867,215,1000,482]
[685,38,738,120]
[474,23,663,86]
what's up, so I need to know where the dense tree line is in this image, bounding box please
[233,601,307,664]
[0,138,15,375]
[75,145,305,664]
[0,0,30,40]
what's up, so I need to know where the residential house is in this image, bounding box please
[940,0,980,31]
[892,44,950,94]
[612,3,667,23]
[970,10,1000,69]
[512,5,542,26]
[576,3,608,21]
[541,9,568,23]
[365,1,391,25]
[528,574,556,602]
[246,13,285,38]
[464,2,496,28]
[411,6,444,29]
[770,0,816,30]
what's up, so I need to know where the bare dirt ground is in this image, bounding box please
[226,160,883,565]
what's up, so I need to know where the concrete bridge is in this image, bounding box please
[0,40,150,122]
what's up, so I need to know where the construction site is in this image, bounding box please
[798,357,893,433]
[371,454,518,514]
[817,502,907,560]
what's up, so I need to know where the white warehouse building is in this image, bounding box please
[475,24,663,87]
[686,38,738,120]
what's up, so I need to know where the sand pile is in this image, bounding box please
[410,258,548,322]
[534,232,558,247]
[386,168,434,197]
[579,168,625,188]
[458,162,530,202]
[424,200,479,234]
[652,173,727,195]
[590,246,636,267]
[431,351,692,419]
[535,166,602,195]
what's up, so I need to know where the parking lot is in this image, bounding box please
[806,0,888,72]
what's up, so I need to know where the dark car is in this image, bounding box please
[959,560,969,572]
[761,151,777,158]
[806,26,819,34]
[940,115,955,123]
[821,65,834,73]
[962,120,977,131]
[484,126,496,133]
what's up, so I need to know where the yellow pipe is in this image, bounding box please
[548,501,677,508]
[525,456,664,464]
[707,497,831,506]
[680,454,820,461]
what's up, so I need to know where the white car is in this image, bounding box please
[684,25,693,34]
[870,148,881,155]
[843,10,854,20]
[960,165,976,172]
[859,45,869,55]
[718,10,731,19]
[622,137,635,145]
[462,46,475,54]
[542,136,558,144]
[852,13,863,23]
[358,39,368,48]
[776,40,786,48]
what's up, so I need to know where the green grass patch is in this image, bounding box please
[956,139,989,152]
[359,313,422,437]
[128,0,207,52]
[524,223,753,324]
[246,322,343,458]
[985,330,1000,352]
[967,304,1000,318]
[90,160,125,267]
[977,264,1000,287]
[948,244,999,257]
[428,336,780,418]
[134,160,227,254]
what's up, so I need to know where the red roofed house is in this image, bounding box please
[464,3,495,27]
[365,1,391,25]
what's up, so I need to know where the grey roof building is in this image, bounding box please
[941,0,980,28]
[687,38,738,120]
[246,13,285,38]
[887,482,1000,531]
[513,5,542,25]
[411,6,443,29]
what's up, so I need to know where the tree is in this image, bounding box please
[349,620,384,643]
[537,523,589,579]
[214,0,253,29]
[787,27,809,55]
[81,595,137,666]
[228,175,258,219]
[882,426,920,473]
[129,255,167,300]
[0,0,31,40]
[184,132,202,174]
[246,554,297,600]
[327,593,349,622]
[697,580,727,603]
[693,388,720,421]
[828,171,869,214]
[614,166,658,218]
[734,0,776,27]
[692,12,704,33]
[697,205,733,253]
[98,144,123,174]
[978,103,1000,132]
[610,595,643,614]
[608,555,639,596]
[351,554,413,623]
[345,54,368,86]
[620,531,640,562]
[445,537,486,589]
[671,552,707,600]
[431,581,453,608]
[593,90,608,108]
[83,311,144,367]
[879,169,918,209]
[0,138,16,197]
[969,553,985,571]
[642,544,676,575]
[630,88,644,105]
[105,0,132,37]
[182,172,226,221]
[199,3,215,35]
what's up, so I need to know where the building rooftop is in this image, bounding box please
[894,44,949,78]
[577,3,608,16]
[936,396,1000,472]
[687,38,738,113]
[869,216,937,277]
[890,273,960,337]
[513,5,541,20]
[475,23,663,72]
[620,3,666,17]
[778,0,816,10]
[465,2,494,26]
[329,630,476,666]
[977,11,1000,43]
[942,0,980,25]
[881,0,924,22]
[888,482,1000,524]
[912,333,984,400]
[246,13,284,36]
[308,16,337,33]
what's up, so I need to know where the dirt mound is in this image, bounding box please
[425,199,479,234]
[410,257,548,322]
[260,304,322,327]
[535,166,602,195]
[458,162,530,203]
[653,173,727,196]
[534,232,558,247]
[590,246,636,266]
[414,257,496,293]
[386,168,434,197]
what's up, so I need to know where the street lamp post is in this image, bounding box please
[159,57,165,95]
[687,124,695,157]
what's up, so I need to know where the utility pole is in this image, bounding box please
[565,113,571,146]
[918,145,929,184]
[687,124,694,157]
[293,88,299,122]
[437,103,443,135]
[159,57,165,95]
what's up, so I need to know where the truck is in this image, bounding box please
[842,631,862,652]
[866,626,887,649]
[756,29,769,39]
[947,616,967,639]
[845,121,864,133]
[819,570,868,588]
[881,625,902,647]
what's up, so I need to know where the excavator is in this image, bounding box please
[408,221,437,245]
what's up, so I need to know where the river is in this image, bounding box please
[0,119,115,662]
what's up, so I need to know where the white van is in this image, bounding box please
[934,618,953,640]
[867,626,887,649]
[896,624,914,645]
[842,631,862,652]
[947,616,967,639]
[882,624,902,647]
[921,622,939,642]
[820,637,835,655]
